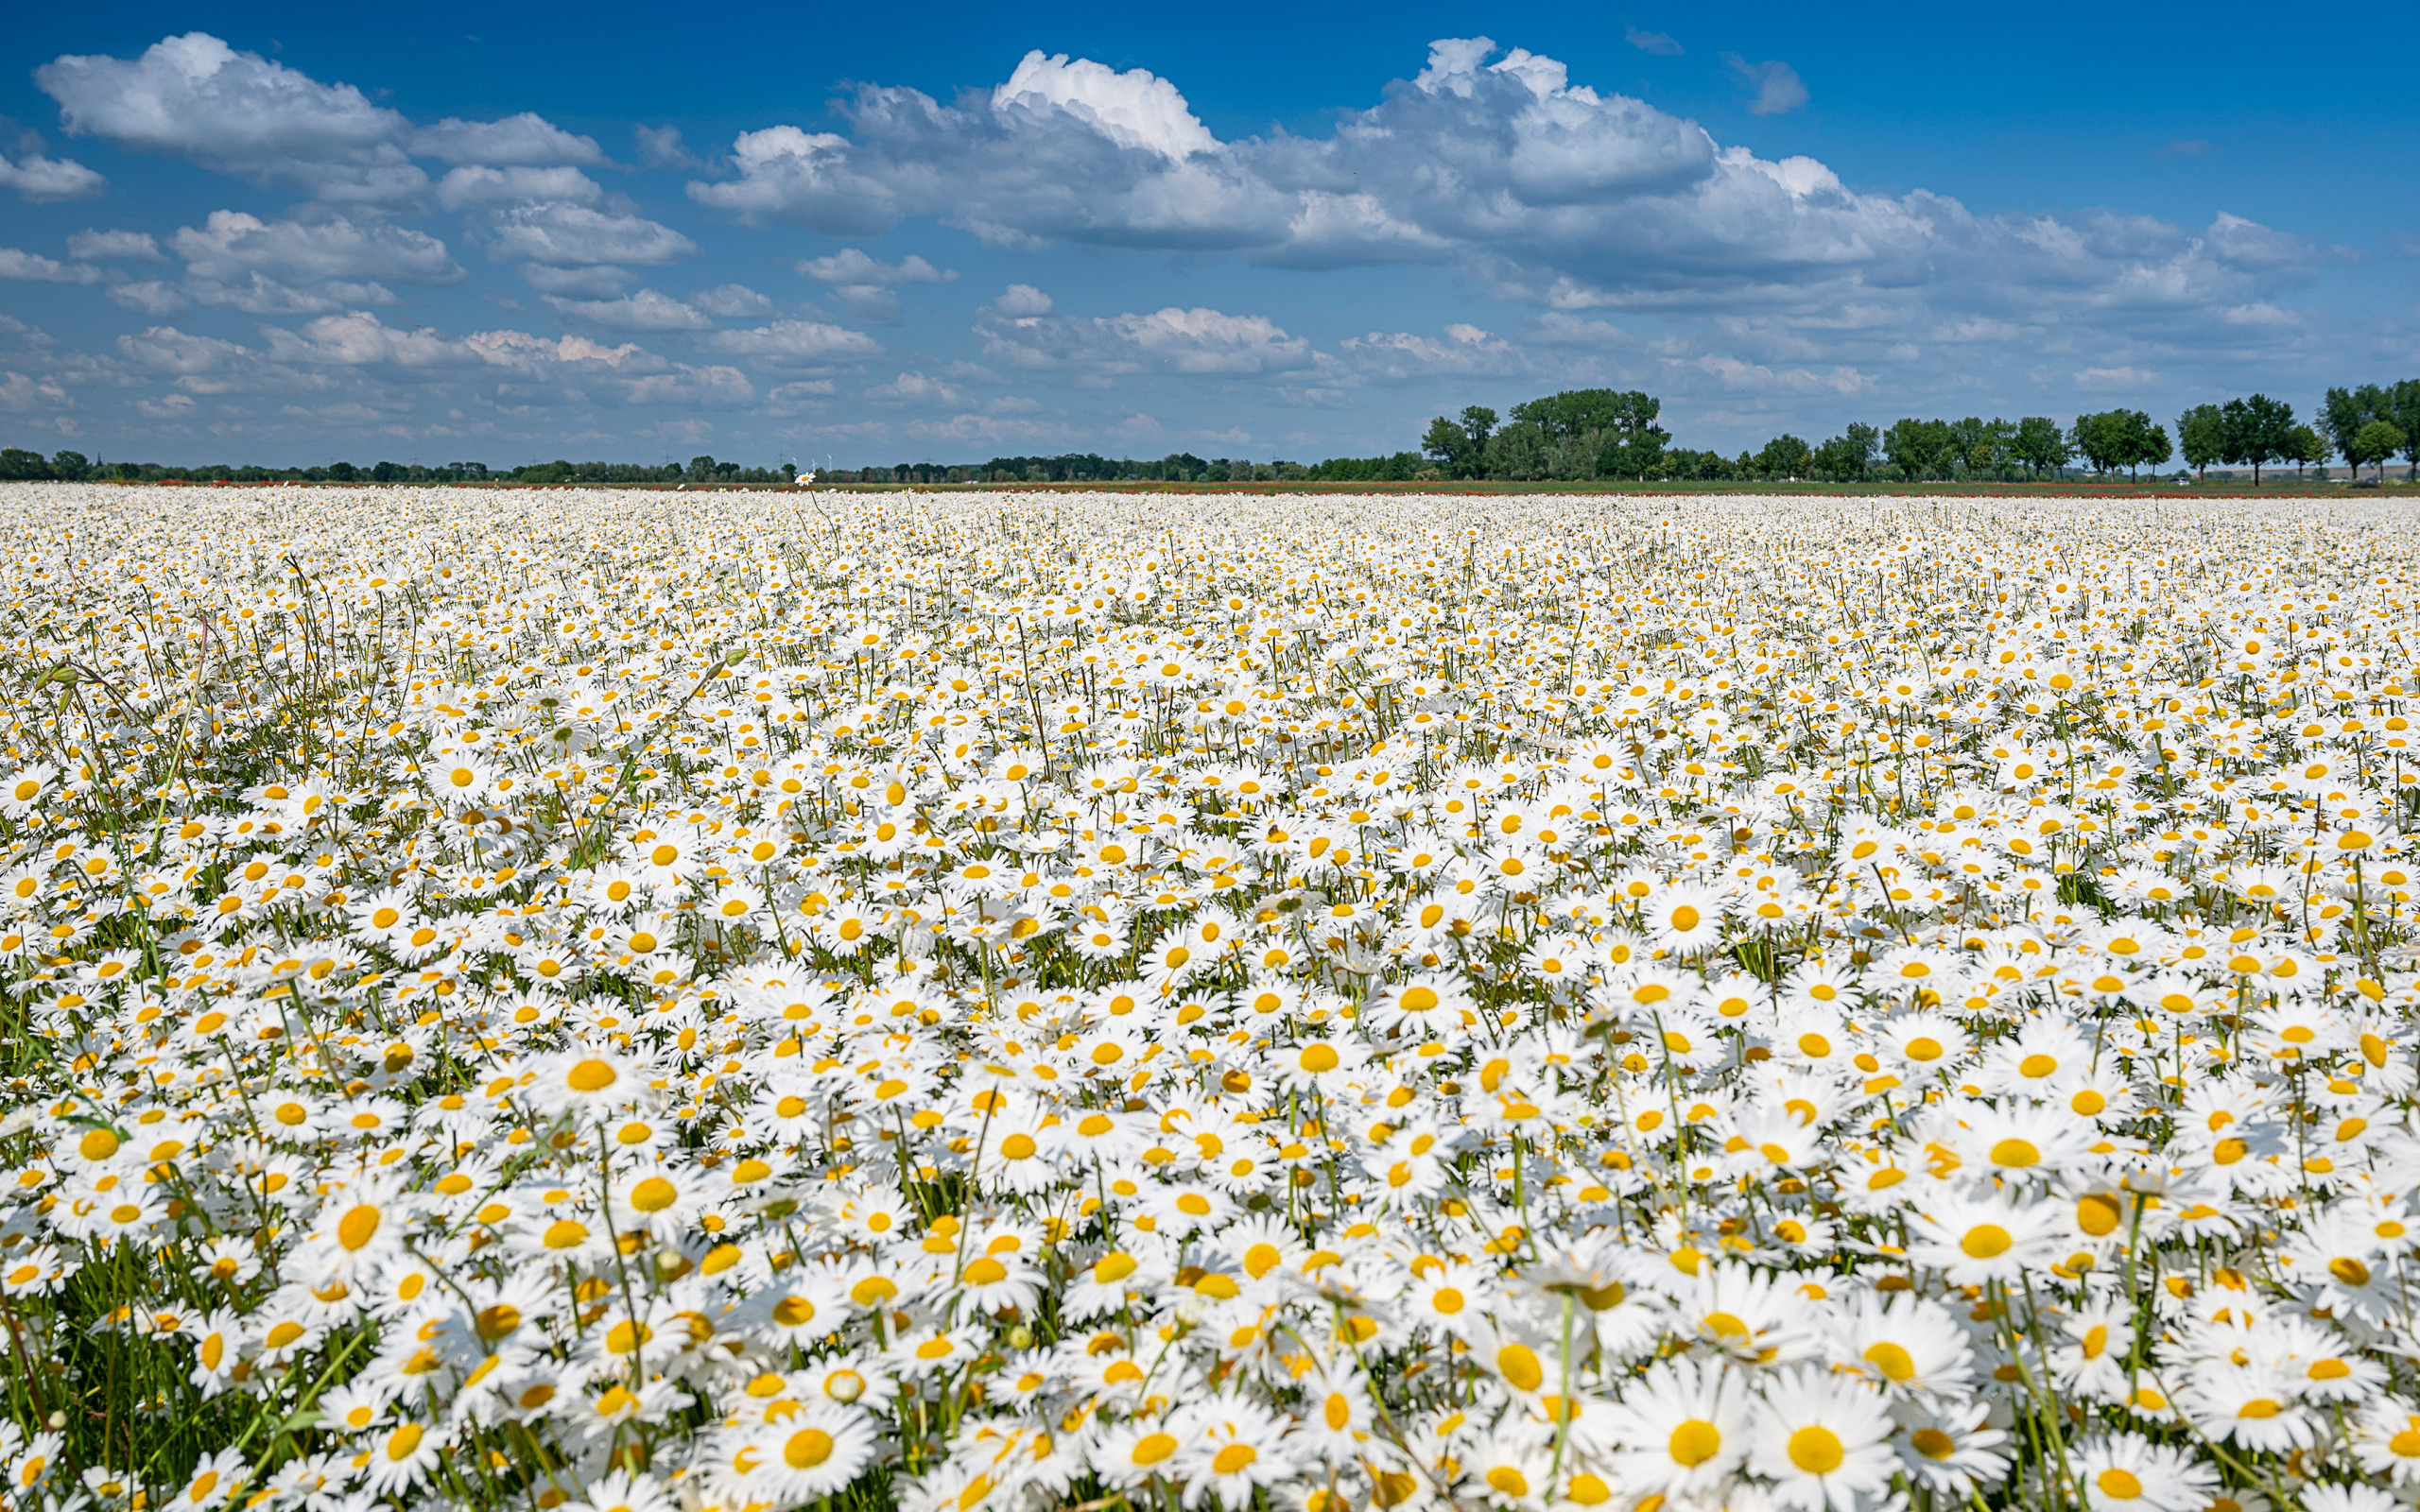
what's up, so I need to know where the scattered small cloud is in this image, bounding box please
[992,284,1053,318]
[0,146,105,200]
[634,125,700,169]
[2075,365,2155,388]
[0,248,104,284]
[1722,55,1808,115]
[69,229,163,262]
[1625,26,1683,57]
[2156,139,2214,158]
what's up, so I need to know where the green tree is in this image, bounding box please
[2219,393,2295,485]
[2282,424,2327,480]
[0,447,53,480]
[1809,422,1877,481]
[1421,406,1497,479]
[1946,417,2014,478]
[2350,421,2407,483]
[1883,418,1954,480]
[2388,379,2420,482]
[1484,421,1555,480]
[2176,404,2226,480]
[48,450,89,481]
[2121,412,2169,481]
[2320,385,2386,475]
[1754,434,1813,480]
[2071,412,2126,476]
[2011,417,2070,477]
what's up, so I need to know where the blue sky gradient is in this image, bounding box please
[2,2,2414,467]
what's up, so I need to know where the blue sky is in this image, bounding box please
[2,1,2415,468]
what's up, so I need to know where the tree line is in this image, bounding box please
[10,379,2417,489]
[1415,381,2420,485]
[831,453,1432,484]
[0,452,796,486]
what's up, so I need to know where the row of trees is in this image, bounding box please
[1420,390,1671,481]
[12,380,2418,489]
[830,454,1435,484]
[0,451,801,486]
[1417,382,2420,485]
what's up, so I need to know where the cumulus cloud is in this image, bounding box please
[69,229,163,261]
[438,165,604,210]
[796,249,956,286]
[681,34,2320,345]
[0,147,105,200]
[108,281,189,316]
[114,310,757,409]
[700,318,884,365]
[411,113,605,166]
[488,203,697,266]
[163,211,461,312]
[172,212,461,285]
[0,249,103,284]
[1338,323,1528,381]
[544,288,713,331]
[993,52,1217,161]
[793,249,958,324]
[690,284,772,318]
[865,370,961,404]
[549,284,774,331]
[994,284,1053,318]
[37,34,605,205]
[977,301,1314,376]
[1721,56,1808,116]
[40,33,425,201]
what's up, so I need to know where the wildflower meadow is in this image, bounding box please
[5,482,2420,1512]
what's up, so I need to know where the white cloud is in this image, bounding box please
[1625,26,1684,57]
[187,273,399,315]
[994,284,1053,317]
[69,229,163,261]
[866,370,961,404]
[0,370,73,412]
[700,319,884,364]
[544,289,712,331]
[108,281,189,316]
[40,33,426,201]
[1721,56,1808,116]
[0,249,103,284]
[172,212,461,284]
[411,113,604,166]
[793,250,957,325]
[795,249,955,285]
[977,302,1314,375]
[690,284,772,318]
[488,203,696,266]
[164,211,458,312]
[0,148,104,200]
[262,311,483,369]
[684,35,2317,345]
[1339,323,1527,380]
[437,165,604,210]
[992,51,1217,161]
[35,34,601,208]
